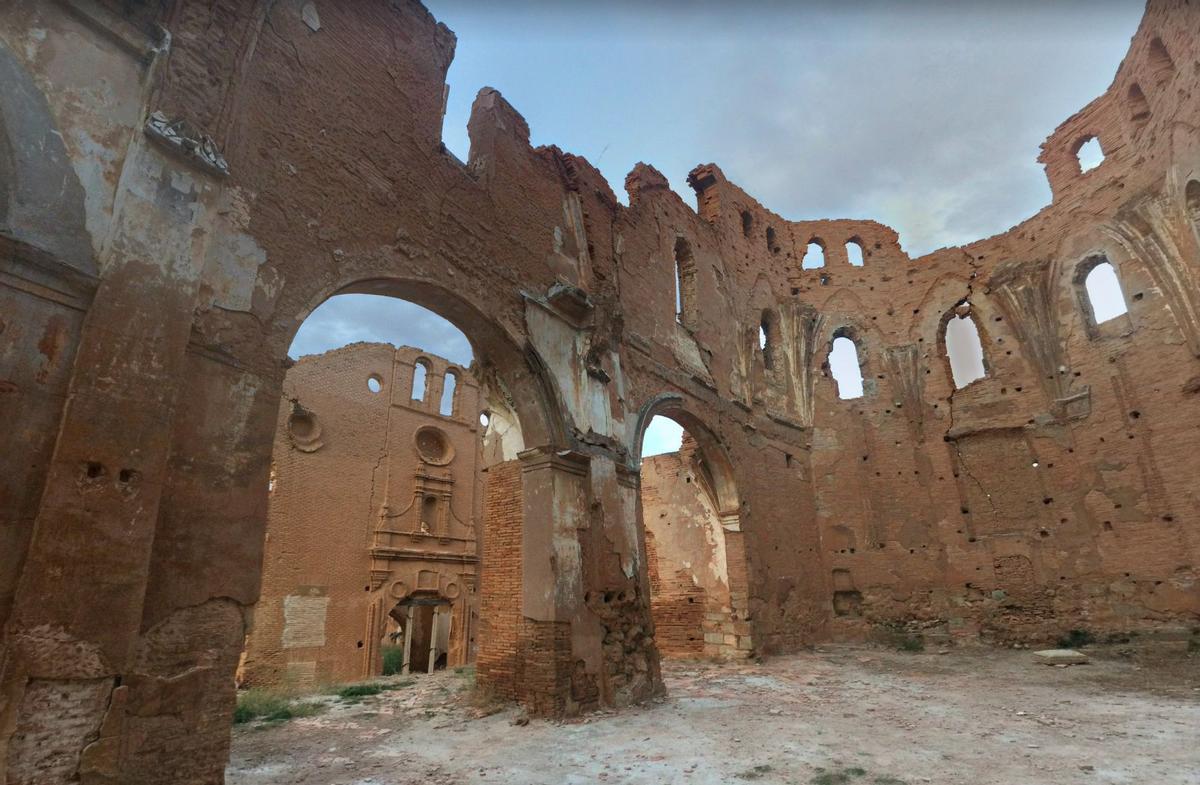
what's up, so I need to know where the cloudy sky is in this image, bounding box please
[291,0,1145,454]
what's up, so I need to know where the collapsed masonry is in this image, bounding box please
[1,0,1198,782]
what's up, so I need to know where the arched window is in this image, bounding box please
[801,240,825,270]
[1075,136,1104,173]
[759,311,775,370]
[741,210,753,238]
[1081,259,1128,325]
[829,336,864,399]
[845,239,864,267]
[1147,36,1174,81]
[1127,83,1150,129]
[766,226,779,254]
[439,370,458,416]
[411,360,428,401]
[944,303,986,389]
[1186,180,1200,228]
[674,237,697,327]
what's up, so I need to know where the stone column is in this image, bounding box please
[514,447,590,715]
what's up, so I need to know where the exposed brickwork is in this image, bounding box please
[2,2,1199,780]
[476,459,524,698]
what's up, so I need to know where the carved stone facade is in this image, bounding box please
[241,344,482,688]
[0,1,1198,782]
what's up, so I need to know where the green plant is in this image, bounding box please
[898,635,924,652]
[736,764,773,779]
[338,683,385,701]
[233,688,323,724]
[1056,629,1095,648]
[812,766,869,784]
[381,646,405,676]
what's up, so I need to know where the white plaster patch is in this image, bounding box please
[282,595,329,649]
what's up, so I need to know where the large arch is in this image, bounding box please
[631,394,753,658]
[116,268,582,780]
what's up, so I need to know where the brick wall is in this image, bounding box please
[476,459,523,697]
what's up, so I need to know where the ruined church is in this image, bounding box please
[0,1,1198,783]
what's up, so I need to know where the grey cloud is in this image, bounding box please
[289,295,473,366]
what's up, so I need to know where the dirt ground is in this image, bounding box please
[226,644,1200,785]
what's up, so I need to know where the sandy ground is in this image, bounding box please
[227,645,1200,785]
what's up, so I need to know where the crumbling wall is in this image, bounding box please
[1,0,1198,780]
[640,440,735,658]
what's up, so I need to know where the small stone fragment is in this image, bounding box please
[1033,649,1089,665]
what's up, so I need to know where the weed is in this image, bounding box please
[1056,629,1095,648]
[811,766,869,785]
[873,777,908,785]
[736,764,773,779]
[338,683,385,701]
[897,635,924,652]
[381,646,405,676]
[233,688,323,725]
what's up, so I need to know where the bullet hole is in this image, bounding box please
[1042,497,1053,505]
[1162,515,1174,522]
[1039,529,1050,538]
[967,537,977,543]
[960,507,970,515]
[356,641,364,648]
[1132,292,1143,301]
[994,316,1003,322]
[118,468,139,484]
[1031,461,1039,467]
[1129,410,1140,419]
[1015,386,1023,392]
[862,455,869,461]
[85,462,104,479]
[1103,521,1113,531]
[791,287,799,296]
[364,586,370,592]
[1060,518,1068,524]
